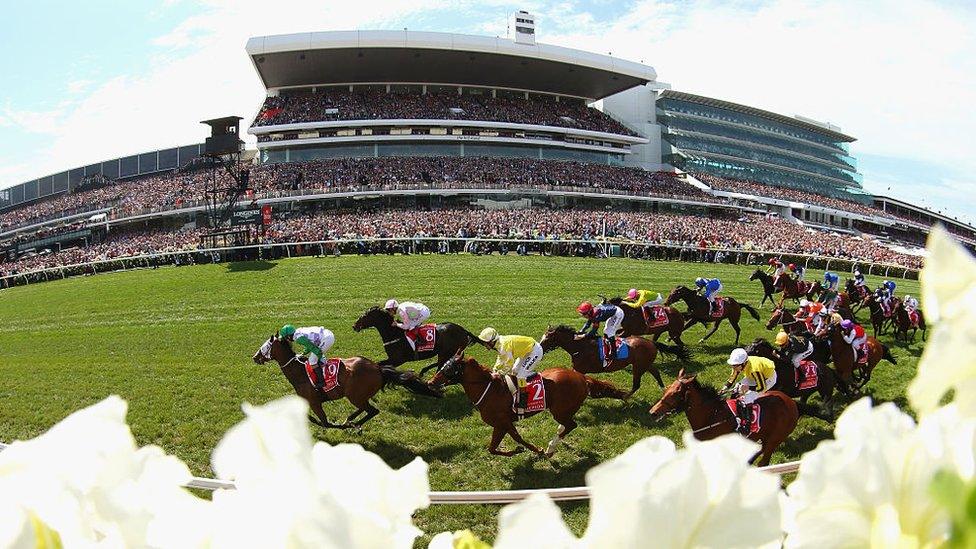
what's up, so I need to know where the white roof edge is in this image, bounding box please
[245,30,656,82]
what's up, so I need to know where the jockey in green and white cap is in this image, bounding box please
[279,324,335,368]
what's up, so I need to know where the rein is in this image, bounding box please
[692,417,734,434]
[473,379,493,408]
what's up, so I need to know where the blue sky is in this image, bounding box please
[1,0,974,225]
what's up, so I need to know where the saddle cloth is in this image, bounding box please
[306,358,341,393]
[908,310,921,328]
[727,399,761,435]
[405,324,437,352]
[507,374,546,414]
[597,337,630,365]
[710,298,726,318]
[642,305,670,328]
[796,360,819,390]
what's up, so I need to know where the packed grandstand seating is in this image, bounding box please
[0,207,925,278]
[0,158,712,235]
[252,88,639,136]
[696,173,893,219]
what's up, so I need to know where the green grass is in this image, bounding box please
[0,254,924,544]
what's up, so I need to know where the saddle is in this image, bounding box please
[709,298,726,318]
[795,360,819,390]
[908,310,921,328]
[504,374,546,417]
[642,305,670,328]
[404,324,437,353]
[727,398,761,435]
[597,337,630,366]
[305,358,341,393]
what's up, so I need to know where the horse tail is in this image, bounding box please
[741,303,761,321]
[380,366,444,398]
[584,376,629,401]
[656,341,691,360]
[462,328,482,349]
[881,344,897,365]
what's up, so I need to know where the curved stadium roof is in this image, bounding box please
[245,30,656,100]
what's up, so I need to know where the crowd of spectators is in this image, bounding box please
[0,206,924,280]
[0,158,711,237]
[252,87,639,136]
[696,173,893,219]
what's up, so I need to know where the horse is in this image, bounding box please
[608,297,687,346]
[648,369,798,466]
[428,355,629,457]
[539,325,690,397]
[252,334,443,429]
[749,269,781,308]
[892,302,927,343]
[353,306,481,376]
[862,295,899,337]
[741,338,837,420]
[824,323,896,393]
[845,278,871,314]
[766,307,804,334]
[664,285,761,346]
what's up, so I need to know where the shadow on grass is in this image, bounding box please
[779,422,834,457]
[508,447,605,489]
[357,439,468,469]
[388,388,474,421]
[226,260,277,273]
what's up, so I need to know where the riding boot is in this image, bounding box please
[736,401,752,435]
[603,335,615,367]
[518,390,528,412]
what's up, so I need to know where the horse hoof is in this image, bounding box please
[512,446,525,455]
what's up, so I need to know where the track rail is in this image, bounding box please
[0,442,799,504]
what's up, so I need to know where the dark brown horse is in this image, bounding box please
[352,306,480,376]
[664,285,760,346]
[539,325,690,396]
[749,269,782,308]
[428,356,628,457]
[892,302,927,342]
[862,295,900,337]
[253,334,442,429]
[608,297,687,345]
[648,369,798,466]
[741,338,837,420]
[825,323,896,393]
[845,278,871,314]
[766,307,805,334]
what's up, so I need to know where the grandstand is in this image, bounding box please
[0,14,972,283]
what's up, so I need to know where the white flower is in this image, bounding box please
[0,396,203,548]
[495,493,577,549]
[208,395,429,549]
[783,398,963,548]
[491,434,782,549]
[908,225,976,417]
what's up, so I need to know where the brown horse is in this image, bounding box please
[825,323,896,393]
[749,269,783,308]
[862,295,900,337]
[845,278,872,314]
[766,307,805,334]
[539,325,690,396]
[892,302,927,342]
[428,356,629,457]
[609,297,687,345]
[664,285,760,346]
[648,369,798,466]
[253,334,442,429]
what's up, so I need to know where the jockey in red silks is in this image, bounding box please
[841,319,868,363]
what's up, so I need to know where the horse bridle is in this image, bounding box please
[258,337,302,370]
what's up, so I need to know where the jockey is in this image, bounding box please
[853,269,867,288]
[878,280,897,316]
[578,301,624,357]
[385,299,431,334]
[776,330,814,373]
[795,299,812,323]
[820,271,840,311]
[767,258,786,286]
[904,294,919,313]
[694,277,723,315]
[280,324,335,389]
[840,319,868,363]
[725,348,777,435]
[478,327,543,410]
[789,263,805,281]
[622,288,663,309]
[804,302,826,334]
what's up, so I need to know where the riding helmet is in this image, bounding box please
[727,348,749,366]
[775,332,789,346]
[279,324,296,338]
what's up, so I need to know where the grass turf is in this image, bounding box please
[0,254,924,543]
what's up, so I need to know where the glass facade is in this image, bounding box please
[260,142,624,166]
[658,94,865,202]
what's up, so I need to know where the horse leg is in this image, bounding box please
[353,403,381,428]
[700,320,722,343]
[419,362,439,377]
[487,424,520,457]
[545,419,578,457]
[506,424,544,455]
[629,363,642,396]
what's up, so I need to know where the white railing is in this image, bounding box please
[0,441,799,503]
[1,237,919,289]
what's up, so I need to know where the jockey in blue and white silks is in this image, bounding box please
[695,277,723,314]
[820,271,840,311]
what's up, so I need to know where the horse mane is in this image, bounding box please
[552,324,577,334]
[689,377,723,401]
